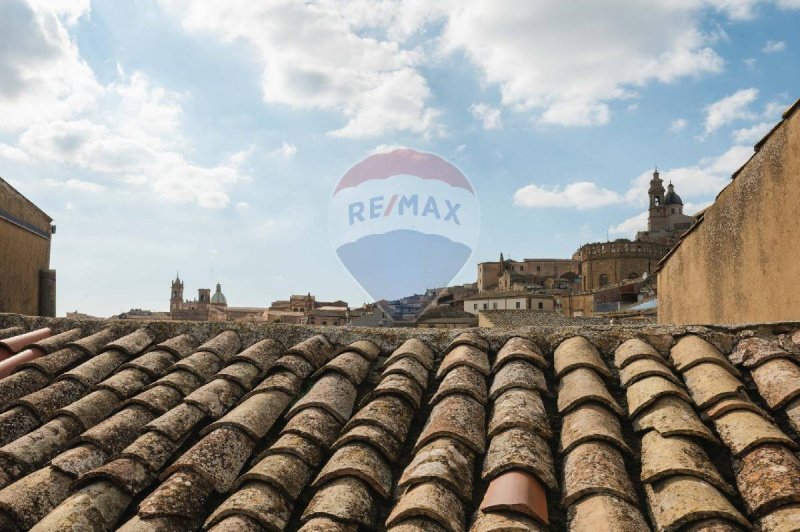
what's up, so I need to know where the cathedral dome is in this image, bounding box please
[211,283,227,305]
[664,183,683,205]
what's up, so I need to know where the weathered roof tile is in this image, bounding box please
[626,375,691,418]
[557,367,623,416]
[555,336,610,378]
[436,344,490,379]
[713,409,796,456]
[313,442,392,498]
[494,336,548,371]
[431,365,487,405]
[640,430,732,495]
[567,494,650,532]
[619,358,682,388]
[286,373,357,424]
[238,452,312,499]
[633,396,717,442]
[303,477,376,527]
[399,438,474,500]
[386,481,464,532]
[645,476,750,531]
[415,394,485,454]
[682,363,745,409]
[483,427,556,491]
[488,387,551,440]
[749,357,800,408]
[734,444,800,515]
[561,403,632,456]
[205,480,290,531]
[562,441,636,506]
[615,338,663,369]
[671,335,740,376]
[165,426,253,493]
[489,360,547,399]
[383,338,434,371]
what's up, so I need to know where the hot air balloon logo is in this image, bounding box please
[329,148,480,317]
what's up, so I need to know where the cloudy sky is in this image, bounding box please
[1,0,798,316]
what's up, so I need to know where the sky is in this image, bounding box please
[0,0,798,317]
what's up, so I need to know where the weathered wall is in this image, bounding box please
[658,104,800,324]
[0,179,53,316]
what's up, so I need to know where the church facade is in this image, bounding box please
[170,275,243,321]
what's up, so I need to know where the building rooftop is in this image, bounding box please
[0,315,799,530]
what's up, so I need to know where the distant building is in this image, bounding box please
[574,239,667,292]
[0,176,56,316]
[267,293,352,325]
[464,291,556,315]
[637,169,696,246]
[414,305,477,328]
[658,98,800,324]
[477,255,579,292]
[169,275,266,321]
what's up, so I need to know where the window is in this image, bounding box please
[473,303,477,310]
[599,274,609,287]
[492,303,498,309]
[671,208,676,214]
[536,266,541,272]
[483,303,487,310]
[538,302,544,309]
[628,272,639,279]
[515,301,521,309]
[322,321,327,325]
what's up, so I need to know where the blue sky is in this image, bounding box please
[0,0,798,316]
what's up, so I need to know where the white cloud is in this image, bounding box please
[706,0,761,20]
[470,103,502,130]
[0,2,248,208]
[267,142,297,158]
[609,211,648,238]
[762,40,786,53]
[517,143,754,215]
[440,1,725,127]
[732,121,772,144]
[670,118,688,132]
[513,181,622,210]
[703,88,758,134]
[159,1,441,139]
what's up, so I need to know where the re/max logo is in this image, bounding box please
[348,194,461,225]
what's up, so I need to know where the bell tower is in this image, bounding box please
[170,272,184,313]
[648,168,668,232]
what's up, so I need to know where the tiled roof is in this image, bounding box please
[0,317,799,530]
[480,310,613,328]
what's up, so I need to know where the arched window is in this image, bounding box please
[599,274,609,287]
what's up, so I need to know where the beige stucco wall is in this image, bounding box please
[0,179,53,316]
[658,105,800,324]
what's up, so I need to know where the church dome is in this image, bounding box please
[211,283,227,305]
[664,183,683,205]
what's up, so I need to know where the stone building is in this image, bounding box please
[0,176,56,316]
[658,98,800,324]
[477,255,578,292]
[636,169,696,246]
[574,239,668,292]
[170,276,270,322]
[463,291,556,314]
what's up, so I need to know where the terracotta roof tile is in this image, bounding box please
[640,430,733,495]
[489,360,547,398]
[488,387,551,440]
[557,367,623,416]
[554,336,610,378]
[494,336,548,370]
[1,319,800,530]
[400,437,474,500]
[562,441,637,506]
[626,375,692,418]
[614,337,663,368]
[671,335,741,376]
[560,403,632,456]
[315,442,393,498]
[302,476,377,527]
[644,476,751,531]
[435,344,490,379]
[567,494,651,532]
